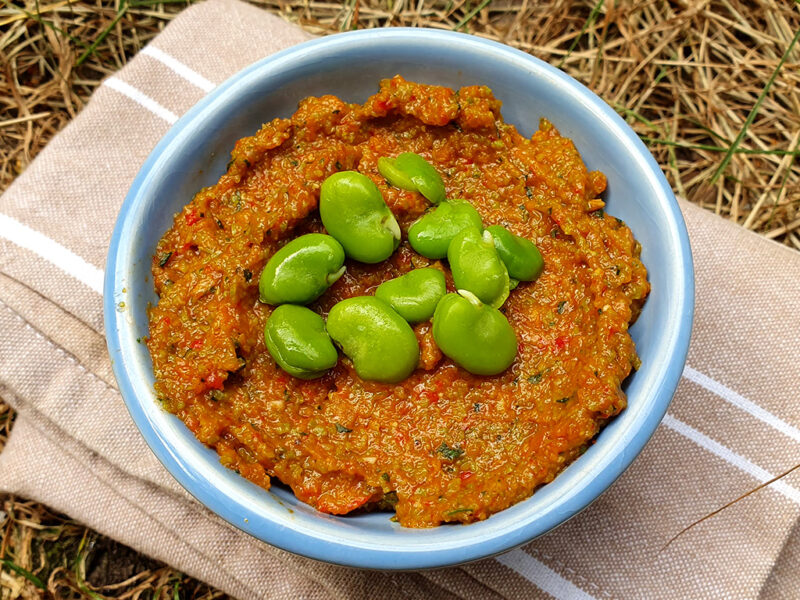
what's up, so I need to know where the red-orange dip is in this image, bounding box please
[147,76,649,527]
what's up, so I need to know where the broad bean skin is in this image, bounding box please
[374,268,446,323]
[320,171,401,264]
[432,291,517,375]
[264,304,339,379]
[259,233,345,305]
[378,152,445,205]
[326,296,420,383]
[447,227,510,308]
[408,199,483,259]
[486,225,544,282]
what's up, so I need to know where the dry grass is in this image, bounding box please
[0,498,226,599]
[3,1,800,246]
[1,1,799,598]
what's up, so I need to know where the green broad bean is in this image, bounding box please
[378,152,445,205]
[486,225,544,282]
[320,171,401,264]
[407,199,483,259]
[264,304,338,379]
[326,296,419,383]
[447,227,510,308]
[259,233,345,305]
[432,290,517,376]
[374,268,446,323]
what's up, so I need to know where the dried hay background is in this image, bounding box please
[1,1,798,598]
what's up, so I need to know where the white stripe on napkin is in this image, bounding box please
[496,549,599,600]
[662,414,800,505]
[141,45,216,92]
[0,213,104,294]
[104,77,178,124]
[683,365,800,444]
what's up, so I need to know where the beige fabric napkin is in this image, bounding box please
[1,0,799,597]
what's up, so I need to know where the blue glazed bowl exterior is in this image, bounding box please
[105,29,694,570]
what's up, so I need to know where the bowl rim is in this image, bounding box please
[104,27,694,570]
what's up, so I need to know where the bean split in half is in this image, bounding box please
[448,227,510,309]
[326,296,420,383]
[378,152,446,205]
[320,171,401,264]
[486,225,544,282]
[374,268,446,323]
[408,198,484,259]
[259,233,345,305]
[432,290,518,376]
[264,304,339,379]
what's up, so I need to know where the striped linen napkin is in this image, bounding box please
[1,1,799,597]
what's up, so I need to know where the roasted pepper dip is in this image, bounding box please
[147,76,649,527]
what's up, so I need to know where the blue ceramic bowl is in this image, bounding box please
[105,28,693,570]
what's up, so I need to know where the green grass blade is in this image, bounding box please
[710,24,800,183]
[611,102,660,131]
[453,0,492,31]
[77,583,106,600]
[128,0,192,6]
[557,0,605,69]
[339,0,357,32]
[1,558,45,589]
[76,0,129,66]
[639,136,800,157]
[685,119,731,144]
[24,0,90,50]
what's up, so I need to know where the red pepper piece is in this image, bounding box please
[185,209,201,226]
